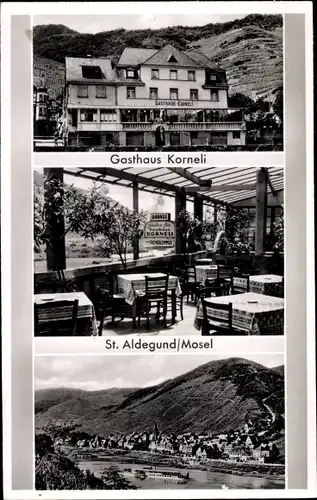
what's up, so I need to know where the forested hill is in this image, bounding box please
[33,14,283,99]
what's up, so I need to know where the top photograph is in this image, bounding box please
[33,13,283,152]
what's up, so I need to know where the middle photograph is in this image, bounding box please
[33,166,284,337]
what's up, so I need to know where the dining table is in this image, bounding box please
[194,291,284,335]
[34,291,98,336]
[195,264,233,285]
[228,274,283,295]
[117,272,182,324]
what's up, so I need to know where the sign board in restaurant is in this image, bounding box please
[150,213,171,221]
[144,213,175,247]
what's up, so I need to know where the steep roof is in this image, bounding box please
[186,49,221,70]
[142,44,203,68]
[65,57,116,82]
[117,48,157,67]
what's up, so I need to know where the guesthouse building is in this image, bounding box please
[65,44,246,148]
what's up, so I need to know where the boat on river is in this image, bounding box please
[122,465,189,484]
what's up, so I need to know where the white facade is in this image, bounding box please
[65,46,246,148]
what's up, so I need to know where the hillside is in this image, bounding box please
[34,55,65,99]
[35,357,284,436]
[189,25,282,99]
[33,14,283,100]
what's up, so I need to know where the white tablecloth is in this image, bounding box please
[195,292,284,335]
[34,292,98,335]
[117,273,182,305]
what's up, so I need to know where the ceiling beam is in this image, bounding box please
[267,171,277,196]
[184,184,256,193]
[167,167,209,186]
[73,167,183,194]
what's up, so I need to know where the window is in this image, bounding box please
[188,71,196,81]
[170,70,178,80]
[190,89,198,100]
[126,69,136,79]
[100,110,117,122]
[80,109,98,122]
[210,90,219,102]
[77,85,88,98]
[151,69,159,79]
[232,131,241,139]
[126,132,144,146]
[127,87,136,99]
[168,54,178,63]
[39,107,46,118]
[96,86,107,98]
[170,88,178,100]
[81,66,103,79]
[149,87,158,100]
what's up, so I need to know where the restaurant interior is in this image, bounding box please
[34,166,284,337]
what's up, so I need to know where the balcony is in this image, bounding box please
[121,121,246,132]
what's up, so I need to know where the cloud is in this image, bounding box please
[34,353,284,392]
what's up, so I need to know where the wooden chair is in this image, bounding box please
[137,274,169,329]
[201,300,233,336]
[94,276,132,334]
[185,265,203,303]
[231,273,250,294]
[195,280,223,303]
[275,277,284,298]
[216,265,233,283]
[34,299,79,336]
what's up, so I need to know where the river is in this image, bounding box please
[77,457,285,490]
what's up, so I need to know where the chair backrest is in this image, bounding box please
[231,273,250,293]
[217,265,234,280]
[34,299,79,336]
[145,274,169,300]
[202,299,233,335]
[185,265,197,283]
[175,268,189,284]
[199,286,223,299]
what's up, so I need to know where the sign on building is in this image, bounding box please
[144,213,175,247]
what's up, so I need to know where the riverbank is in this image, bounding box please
[64,447,284,481]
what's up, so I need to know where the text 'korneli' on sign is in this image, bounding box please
[144,216,175,247]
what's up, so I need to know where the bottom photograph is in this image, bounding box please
[34,354,285,490]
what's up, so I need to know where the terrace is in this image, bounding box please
[34,166,284,337]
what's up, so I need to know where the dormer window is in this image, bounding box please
[81,66,103,79]
[168,54,178,63]
[126,69,137,79]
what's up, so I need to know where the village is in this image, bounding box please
[54,416,284,466]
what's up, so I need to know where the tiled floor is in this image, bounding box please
[101,301,200,337]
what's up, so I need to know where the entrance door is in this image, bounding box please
[170,132,180,147]
[155,126,165,147]
[71,109,78,127]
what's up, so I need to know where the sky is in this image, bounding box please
[35,353,284,391]
[33,14,247,34]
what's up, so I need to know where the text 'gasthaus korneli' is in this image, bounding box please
[110,154,207,165]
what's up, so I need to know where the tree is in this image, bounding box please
[176,209,217,255]
[273,89,283,121]
[216,206,252,254]
[35,433,54,458]
[34,176,147,272]
[273,207,284,251]
[95,204,147,268]
[100,466,138,490]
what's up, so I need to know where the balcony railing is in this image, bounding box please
[121,121,245,132]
